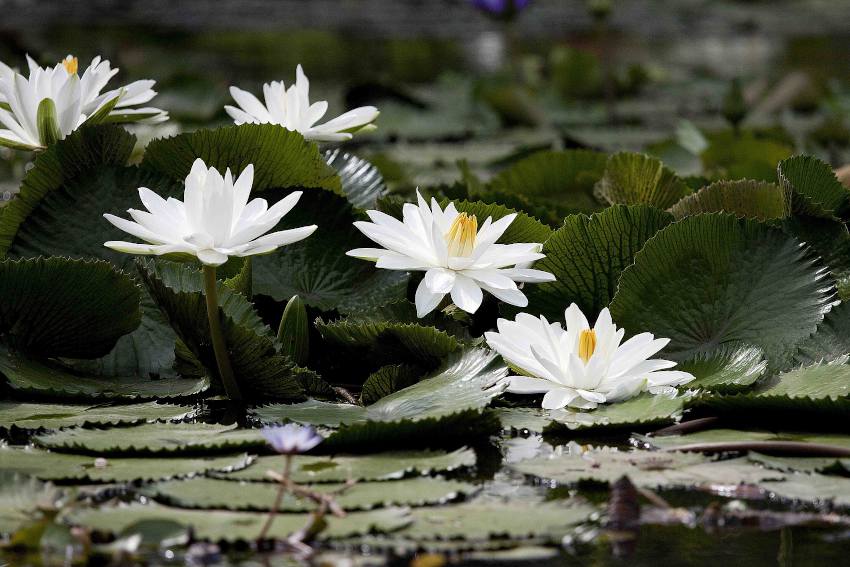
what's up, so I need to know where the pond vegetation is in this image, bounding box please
[1,0,850,564]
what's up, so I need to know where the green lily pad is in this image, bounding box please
[316,316,461,368]
[138,260,310,400]
[676,344,767,393]
[0,257,140,359]
[324,148,387,209]
[761,474,850,508]
[636,429,850,452]
[793,301,850,366]
[142,123,341,193]
[596,152,691,210]
[253,348,507,451]
[696,361,850,416]
[0,126,181,378]
[34,422,265,455]
[610,214,834,363]
[670,179,791,221]
[67,503,411,541]
[251,188,408,312]
[0,401,191,430]
[0,473,59,536]
[220,448,476,483]
[0,125,135,256]
[518,204,673,320]
[397,501,596,542]
[483,149,608,221]
[778,154,850,219]
[702,132,792,182]
[510,447,785,488]
[748,452,850,474]
[0,346,209,400]
[143,477,474,511]
[494,407,552,433]
[544,393,687,434]
[360,364,422,405]
[0,446,252,483]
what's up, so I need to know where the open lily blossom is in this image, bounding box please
[103,158,317,266]
[0,54,167,151]
[347,191,555,317]
[485,304,695,410]
[225,64,379,142]
[262,424,323,455]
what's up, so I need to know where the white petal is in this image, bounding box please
[542,388,579,410]
[449,275,484,314]
[424,268,456,294]
[415,277,444,318]
[506,375,555,394]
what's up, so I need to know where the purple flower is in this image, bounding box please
[470,0,531,18]
[261,424,323,454]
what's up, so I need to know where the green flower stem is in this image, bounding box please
[257,454,293,543]
[203,264,242,401]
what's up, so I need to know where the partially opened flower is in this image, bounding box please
[225,64,378,142]
[485,304,695,410]
[262,424,323,455]
[104,157,317,266]
[347,191,555,317]
[0,54,167,151]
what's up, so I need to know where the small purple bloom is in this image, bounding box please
[470,0,531,18]
[261,424,323,454]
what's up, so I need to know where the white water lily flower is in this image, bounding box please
[485,304,695,410]
[103,158,317,266]
[225,64,378,142]
[347,191,555,317]
[0,54,167,151]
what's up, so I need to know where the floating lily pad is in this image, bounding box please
[702,132,792,182]
[0,446,252,483]
[610,214,834,363]
[360,364,422,405]
[544,393,687,434]
[0,473,58,536]
[251,188,408,312]
[748,453,850,474]
[143,477,474,511]
[221,448,476,483]
[519,204,672,320]
[253,348,507,451]
[34,423,265,455]
[510,447,785,489]
[638,429,850,453]
[695,361,850,416]
[761,474,850,508]
[142,123,341,193]
[67,503,411,541]
[0,401,191,430]
[494,407,552,433]
[670,179,791,221]
[397,501,596,542]
[596,152,691,210]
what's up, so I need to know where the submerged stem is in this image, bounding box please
[203,264,241,401]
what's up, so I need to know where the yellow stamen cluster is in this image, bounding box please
[445,213,478,257]
[578,329,597,364]
[62,56,78,75]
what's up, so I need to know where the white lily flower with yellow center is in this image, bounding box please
[347,191,555,317]
[103,158,317,266]
[0,54,167,151]
[485,304,695,410]
[225,64,378,142]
